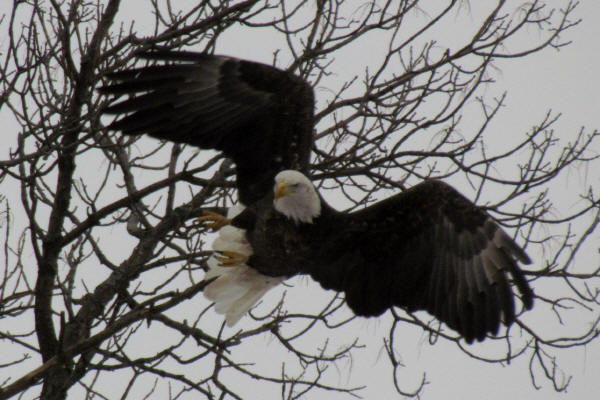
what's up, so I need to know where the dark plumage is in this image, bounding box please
[101,50,313,204]
[101,50,533,343]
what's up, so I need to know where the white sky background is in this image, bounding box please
[1,1,600,399]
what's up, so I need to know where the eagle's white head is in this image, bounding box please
[273,170,321,224]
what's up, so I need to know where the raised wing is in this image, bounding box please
[311,180,533,343]
[100,50,314,204]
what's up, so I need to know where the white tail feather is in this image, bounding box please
[224,275,283,325]
[203,204,283,325]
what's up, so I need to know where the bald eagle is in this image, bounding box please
[100,50,533,343]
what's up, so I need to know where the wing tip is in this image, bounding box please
[520,286,535,310]
[133,48,223,64]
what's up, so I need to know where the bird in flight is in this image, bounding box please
[100,50,533,343]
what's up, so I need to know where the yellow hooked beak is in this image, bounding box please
[274,182,291,199]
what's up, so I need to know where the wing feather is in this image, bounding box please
[315,179,533,343]
[100,50,314,203]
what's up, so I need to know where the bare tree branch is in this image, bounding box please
[0,1,597,399]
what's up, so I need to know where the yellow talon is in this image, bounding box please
[197,210,231,230]
[215,250,248,267]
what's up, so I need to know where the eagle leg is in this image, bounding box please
[214,250,249,267]
[198,210,231,230]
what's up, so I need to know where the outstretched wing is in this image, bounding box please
[311,180,533,343]
[100,50,314,204]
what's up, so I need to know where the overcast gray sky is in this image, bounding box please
[1,1,599,399]
[217,2,600,398]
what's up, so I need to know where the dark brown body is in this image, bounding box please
[232,180,533,343]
